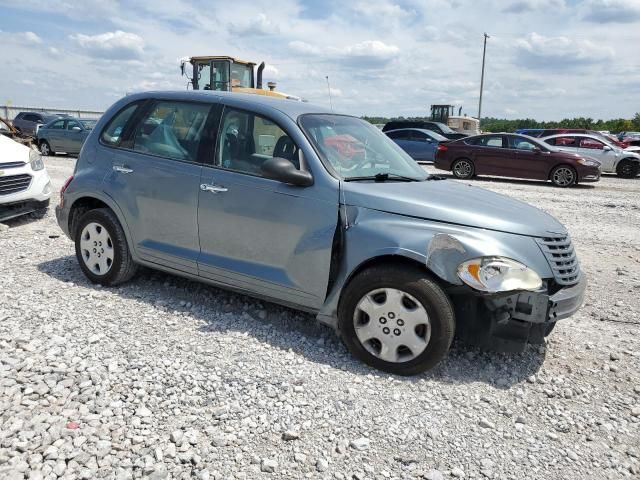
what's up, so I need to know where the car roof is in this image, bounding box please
[121,90,334,121]
[543,133,603,139]
[385,128,438,134]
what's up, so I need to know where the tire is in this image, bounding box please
[39,140,52,156]
[616,159,640,178]
[550,165,577,187]
[74,208,137,286]
[338,265,455,376]
[451,158,475,179]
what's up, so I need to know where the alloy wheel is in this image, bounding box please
[40,142,50,156]
[553,167,575,186]
[453,160,472,178]
[353,288,431,363]
[79,222,114,275]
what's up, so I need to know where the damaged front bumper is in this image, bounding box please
[452,273,587,352]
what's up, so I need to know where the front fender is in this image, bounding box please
[316,206,553,327]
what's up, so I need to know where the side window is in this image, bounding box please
[67,120,81,130]
[50,120,66,130]
[101,103,139,146]
[387,130,409,140]
[132,101,211,162]
[579,138,604,150]
[411,131,428,141]
[23,114,36,122]
[473,136,503,147]
[510,137,538,151]
[216,108,299,176]
[554,136,577,147]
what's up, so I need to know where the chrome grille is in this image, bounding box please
[0,161,26,169]
[0,174,32,196]
[536,235,580,286]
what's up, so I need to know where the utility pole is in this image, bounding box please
[477,32,489,128]
[326,75,333,111]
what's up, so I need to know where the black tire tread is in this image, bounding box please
[75,208,137,286]
[338,264,455,376]
[616,159,640,179]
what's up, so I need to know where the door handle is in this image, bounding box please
[113,165,133,174]
[200,183,228,193]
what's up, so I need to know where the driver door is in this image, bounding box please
[197,106,338,309]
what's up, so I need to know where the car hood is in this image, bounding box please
[0,135,29,165]
[341,179,567,237]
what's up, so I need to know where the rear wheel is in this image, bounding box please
[74,208,137,286]
[451,158,474,179]
[550,165,577,187]
[39,140,52,156]
[338,265,455,375]
[616,159,639,178]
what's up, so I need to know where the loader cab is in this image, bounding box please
[183,56,258,91]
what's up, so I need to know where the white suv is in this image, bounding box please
[0,135,52,222]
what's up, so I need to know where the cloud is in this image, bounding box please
[20,31,43,45]
[230,13,280,35]
[69,30,145,60]
[289,39,399,68]
[582,0,640,23]
[351,1,413,20]
[503,0,566,13]
[515,32,614,69]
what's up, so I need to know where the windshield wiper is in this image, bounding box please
[344,173,423,182]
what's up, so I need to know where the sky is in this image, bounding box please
[0,0,639,120]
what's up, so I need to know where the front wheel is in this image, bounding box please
[338,265,455,375]
[74,208,137,286]
[550,165,577,187]
[452,158,475,179]
[39,140,52,156]
[616,159,639,178]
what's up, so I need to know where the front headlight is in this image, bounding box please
[29,149,44,171]
[577,158,600,167]
[457,257,542,293]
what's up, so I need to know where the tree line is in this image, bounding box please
[363,113,640,133]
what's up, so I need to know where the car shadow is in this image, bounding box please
[429,172,596,189]
[0,211,49,229]
[37,255,546,387]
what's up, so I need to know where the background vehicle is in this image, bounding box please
[12,112,58,136]
[180,55,299,100]
[386,128,447,162]
[382,121,467,139]
[434,133,601,187]
[56,91,586,375]
[430,104,480,136]
[0,136,51,222]
[37,117,98,156]
[543,133,640,178]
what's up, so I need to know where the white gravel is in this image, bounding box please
[1,156,639,479]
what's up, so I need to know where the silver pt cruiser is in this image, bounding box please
[56,91,586,375]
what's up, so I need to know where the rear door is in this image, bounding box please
[409,130,436,161]
[470,135,509,175]
[64,119,86,153]
[46,119,67,151]
[387,130,414,157]
[103,99,212,275]
[577,137,615,171]
[197,105,338,309]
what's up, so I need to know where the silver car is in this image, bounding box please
[543,133,640,178]
[37,117,98,156]
[55,91,586,375]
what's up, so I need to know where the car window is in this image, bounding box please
[49,120,66,130]
[23,114,36,122]
[67,120,82,130]
[132,101,210,162]
[216,107,299,176]
[386,130,410,140]
[551,136,577,147]
[101,103,140,146]
[510,137,539,151]
[472,136,503,147]
[410,131,428,141]
[579,138,604,149]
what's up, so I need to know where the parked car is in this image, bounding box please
[385,128,448,162]
[37,117,98,155]
[56,91,587,375]
[0,135,51,222]
[12,112,59,137]
[542,134,640,178]
[382,121,467,140]
[434,133,601,187]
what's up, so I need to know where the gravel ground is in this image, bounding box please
[1,156,639,480]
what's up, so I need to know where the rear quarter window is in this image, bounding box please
[100,103,140,146]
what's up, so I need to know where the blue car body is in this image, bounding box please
[385,128,447,162]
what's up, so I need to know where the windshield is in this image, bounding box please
[435,122,455,134]
[230,63,252,88]
[300,114,428,181]
[80,119,98,130]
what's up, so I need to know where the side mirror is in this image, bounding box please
[71,126,82,132]
[531,146,542,153]
[603,145,612,151]
[261,157,313,187]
